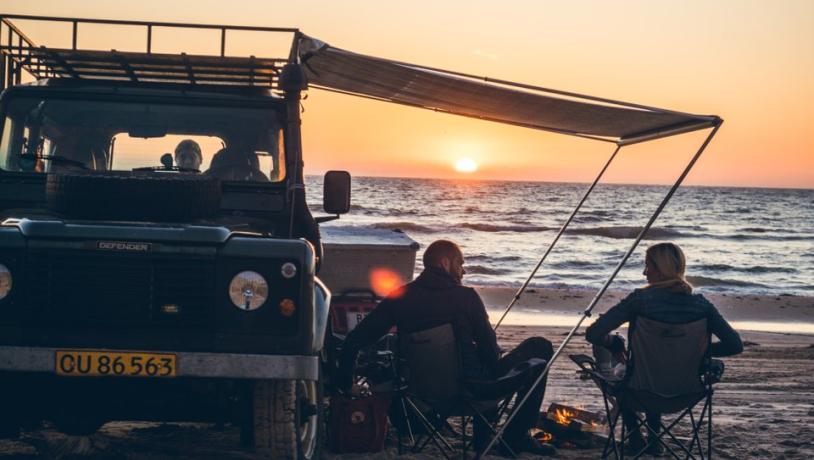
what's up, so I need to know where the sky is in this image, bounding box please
[2,0,813,188]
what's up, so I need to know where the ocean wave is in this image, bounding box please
[465,265,507,276]
[740,227,772,233]
[698,264,797,274]
[547,260,603,270]
[723,233,811,242]
[468,254,523,263]
[370,222,436,233]
[566,226,688,239]
[459,223,556,233]
[686,276,770,289]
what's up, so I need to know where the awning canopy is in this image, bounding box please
[298,36,720,145]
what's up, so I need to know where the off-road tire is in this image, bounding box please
[253,379,323,460]
[46,171,221,222]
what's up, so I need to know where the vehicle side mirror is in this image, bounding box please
[323,170,351,215]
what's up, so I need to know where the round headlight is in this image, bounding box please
[281,262,297,279]
[229,271,268,311]
[0,264,11,300]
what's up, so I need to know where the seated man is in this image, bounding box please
[337,240,555,456]
[174,139,203,171]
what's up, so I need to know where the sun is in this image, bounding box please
[455,157,478,173]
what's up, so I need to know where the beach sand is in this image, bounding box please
[1,288,812,459]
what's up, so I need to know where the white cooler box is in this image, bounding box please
[319,226,420,295]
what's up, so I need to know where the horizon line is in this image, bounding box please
[305,173,814,192]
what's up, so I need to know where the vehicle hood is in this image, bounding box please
[1,217,241,244]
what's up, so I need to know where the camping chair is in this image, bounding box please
[575,317,723,460]
[398,323,537,459]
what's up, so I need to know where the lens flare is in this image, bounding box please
[369,267,405,298]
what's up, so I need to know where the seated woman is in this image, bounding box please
[585,242,743,455]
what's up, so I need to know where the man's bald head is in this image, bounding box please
[423,240,461,268]
[423,240,466,283]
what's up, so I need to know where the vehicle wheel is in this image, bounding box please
[253,378,323,460]
[0,418,20,439]
[0,386,20,439]
[46,171,221,222]
[51,410,105,436]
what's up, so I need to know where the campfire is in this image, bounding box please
[533,403,607,449]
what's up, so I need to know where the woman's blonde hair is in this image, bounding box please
[644,242,693,293]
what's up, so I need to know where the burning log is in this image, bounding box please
[545,403,606,431]
[533,403,609,449]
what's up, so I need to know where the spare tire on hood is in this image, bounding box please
[46,171,221,222]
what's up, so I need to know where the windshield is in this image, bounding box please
[0,96,286,182]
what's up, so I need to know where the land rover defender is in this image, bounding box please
[0,15,350,459]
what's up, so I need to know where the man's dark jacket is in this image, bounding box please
[337,267,500,391]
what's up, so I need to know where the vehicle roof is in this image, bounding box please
[3,78,282,103]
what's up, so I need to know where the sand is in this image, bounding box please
[1,287,812,459]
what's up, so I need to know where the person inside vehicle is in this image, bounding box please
[174,139,203,171]
[585,242,743,456]
[206,141,268,182]
[337,239,556,456]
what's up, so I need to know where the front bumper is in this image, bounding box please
[0,346,319,380]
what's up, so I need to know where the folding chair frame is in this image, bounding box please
[401,393,518,460]
[572,346,717,460]
[609,388,713,460]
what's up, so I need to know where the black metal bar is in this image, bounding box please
[494,143,623,330]
[23,61,283,76]
[1,18,37,49]
[15,47,288,66]
[220,28,226,57]
[0,51,5,92]
[44,49,80,78]
[147,25,152,54]
[72,20,77,50]
[112,51,138,82]
[480,122,723,457]
[619,120,720,146]
[0,14,299,33]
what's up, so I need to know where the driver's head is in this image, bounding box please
[174,139,202,170]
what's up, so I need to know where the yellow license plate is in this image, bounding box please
[55,350,177,378]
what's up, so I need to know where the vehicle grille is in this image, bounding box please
[25,250,216,326]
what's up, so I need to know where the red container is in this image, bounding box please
[328,393,391,453]
[329,289,381,336]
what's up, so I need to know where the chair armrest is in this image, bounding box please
[569,354,598,371]
[701,359,725,385]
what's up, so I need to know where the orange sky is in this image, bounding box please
[3,0,813,188]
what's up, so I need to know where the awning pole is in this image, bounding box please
[494,144,623,331]
[479,122,722,458]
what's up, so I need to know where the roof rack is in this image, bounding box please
[0,14,300,91]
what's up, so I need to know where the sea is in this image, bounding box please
[309,176,814,298]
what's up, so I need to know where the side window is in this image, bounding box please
[0,117,14,170]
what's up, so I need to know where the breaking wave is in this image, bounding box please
[464,265,507,276]
[566,226,688,239]
[458,223,555,233]
[686,276,770,289]
[698,264,797,274]
[369,222,436,233]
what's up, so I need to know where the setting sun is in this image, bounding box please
[455,158,478,173]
